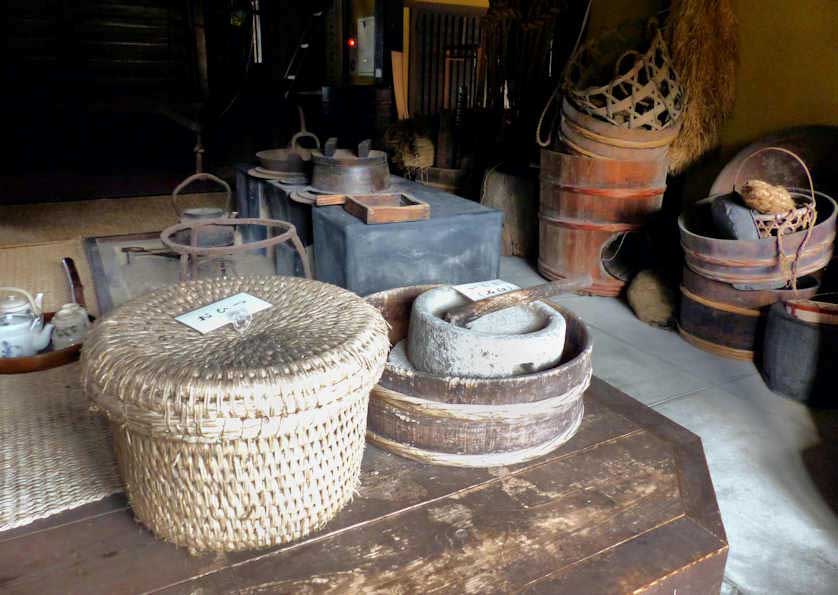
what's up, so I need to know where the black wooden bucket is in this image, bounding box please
[763,300,838,406]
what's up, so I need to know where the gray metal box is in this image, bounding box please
[313,178,503,295]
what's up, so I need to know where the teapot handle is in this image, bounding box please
[171,173,233,216]
[0,287,39,317]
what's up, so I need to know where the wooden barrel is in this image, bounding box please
[559,99,679,161]
[364,285,592,467]
[679,191,836,288]
[678,267,820,360]
[763,299,838,406]
[538,149,668,296]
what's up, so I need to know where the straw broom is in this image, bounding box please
[666,0,738,172]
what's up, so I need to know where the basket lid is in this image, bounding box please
[81,276,389,441]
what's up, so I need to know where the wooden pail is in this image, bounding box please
[678,267,820,360]
[538,149,668,296]
[365,285,592,468]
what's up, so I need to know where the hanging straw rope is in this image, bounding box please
[665,0,737,172]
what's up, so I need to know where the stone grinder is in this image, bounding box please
[401,277,591,379]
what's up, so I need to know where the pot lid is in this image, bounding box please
[0,293,32,315]
[311,138,388,165]
[53,303,87,327]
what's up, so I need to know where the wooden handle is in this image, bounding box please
[61,257,85,307]
[732,146,816,205]
[0,287,38,315]
[444,276,592,327]
[289,130,320,152]
[314,194,348,206]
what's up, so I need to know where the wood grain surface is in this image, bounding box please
[0,378,727,595]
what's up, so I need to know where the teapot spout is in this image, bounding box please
[33,322,54,352]
[33,293,44,315]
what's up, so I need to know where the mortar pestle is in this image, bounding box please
[405,277,591,379]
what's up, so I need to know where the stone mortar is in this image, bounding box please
[406,286,566,378]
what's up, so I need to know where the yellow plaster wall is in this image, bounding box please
[719,0,838,149]
[588,0,838,152]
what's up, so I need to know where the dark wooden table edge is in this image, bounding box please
[519,515,729,593]
[587,377,728,542]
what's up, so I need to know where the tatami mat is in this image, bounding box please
[0,192,227,248]
[0,239,99,315]
[1,192,227,315]
[0,363,122,532]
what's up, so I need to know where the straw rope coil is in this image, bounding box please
[81,276,390,552]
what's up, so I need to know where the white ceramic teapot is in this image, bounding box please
[0,287,54,358]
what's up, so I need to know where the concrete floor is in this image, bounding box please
[499,257,838,595]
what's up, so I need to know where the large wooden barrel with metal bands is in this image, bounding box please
[559,99,679,162]
[678,191,836,288]
[539,149,668,296]
[678,267,820,360]
[365,285,592,468]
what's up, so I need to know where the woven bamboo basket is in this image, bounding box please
[564,22,684,132]
[81,276,389,552]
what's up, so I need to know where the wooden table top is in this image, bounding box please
[0,377,727,594]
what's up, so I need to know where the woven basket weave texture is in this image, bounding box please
[81,276,389,552]
[565,23,684,132]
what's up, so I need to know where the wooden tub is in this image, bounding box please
[679,190,836,288]
[365,285,593,467]
[538,149,668,296]
[678,267,820,360]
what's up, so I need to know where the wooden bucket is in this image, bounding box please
[538,149,668,296]
[364,285,593,467]
[678,267,820,360]
[559,99,679,161]
[764,299,838,406]
[679,191,836,289]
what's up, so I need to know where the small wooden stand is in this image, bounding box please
[315,192,430,225]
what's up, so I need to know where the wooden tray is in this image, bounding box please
[313,192,430,224]
[0,312,95,374]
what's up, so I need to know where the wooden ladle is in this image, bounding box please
[444,276,592,328]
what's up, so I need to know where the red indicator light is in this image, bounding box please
[347,37,357,48]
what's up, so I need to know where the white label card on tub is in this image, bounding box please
[175,292,272,334]
[453,279,519,302]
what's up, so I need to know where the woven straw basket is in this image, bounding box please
[564,21,683,132]
[81,276,389,552]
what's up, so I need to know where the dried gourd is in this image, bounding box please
[739,179,796,214]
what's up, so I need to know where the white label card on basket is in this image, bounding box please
[453,279,519,302]
[175,292,272,334]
